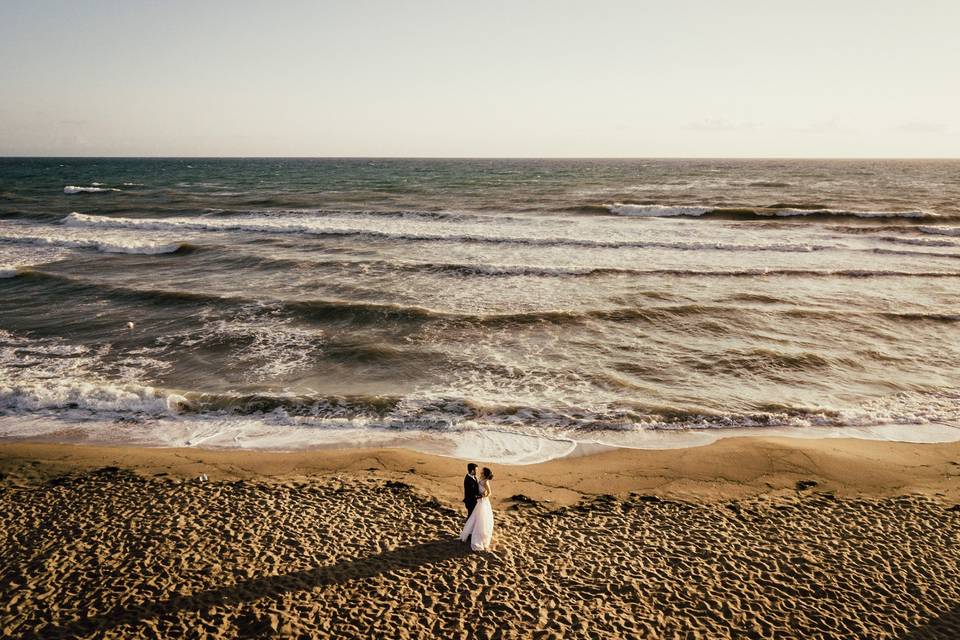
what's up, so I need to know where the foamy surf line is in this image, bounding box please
[64,185,121,194]
[0,415,578,465]
[1,413,958,465]
[2,376,959,464]
[63,212,829,252]
[0,222,186,255]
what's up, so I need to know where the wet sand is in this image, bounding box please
[1,437,959,639]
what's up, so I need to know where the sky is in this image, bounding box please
[1,0,958,157]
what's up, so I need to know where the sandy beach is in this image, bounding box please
[1,437,958,639]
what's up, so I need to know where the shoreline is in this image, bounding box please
[2,413,959,466]
[3,434,959,505]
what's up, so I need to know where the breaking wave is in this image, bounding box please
[919,226,960,237]
[605,202,942,220]
[3,372,958,438]
[3,325,959,435]
[64,185,120,194]
[63,212,829,253]
[0,224,186,255]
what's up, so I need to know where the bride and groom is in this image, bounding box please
[460,463,494,551]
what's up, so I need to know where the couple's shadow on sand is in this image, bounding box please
[29,539,475,639]
[23,539,959,639]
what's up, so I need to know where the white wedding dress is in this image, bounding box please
[460,479,494,551]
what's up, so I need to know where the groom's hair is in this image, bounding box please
[467,463,478,472]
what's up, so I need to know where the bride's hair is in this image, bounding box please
[482,467,493,480]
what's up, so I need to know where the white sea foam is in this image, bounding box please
[0,412,580,464]
[0,400,956,464]
[588,422,960,451]
[0,220,184,255]
[64,185,120,194]
[0,331,176,415]
[63,212,829,253]
[2,328,958,463]
[0,243,75,272]
[0,377,176,414]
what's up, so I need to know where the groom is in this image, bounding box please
[463,462,483,517]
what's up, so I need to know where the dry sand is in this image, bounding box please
[1,437,958,639]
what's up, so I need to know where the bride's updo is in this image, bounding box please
[482,467,493,480]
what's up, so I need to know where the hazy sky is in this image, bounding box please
[1,0,958,157]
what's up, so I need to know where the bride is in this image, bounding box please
[460,466,494,551]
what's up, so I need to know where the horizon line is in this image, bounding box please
[2,155,960,161]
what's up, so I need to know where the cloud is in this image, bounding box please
[892,121,948,134]
[783,118,859,135]
[685,118,758,132]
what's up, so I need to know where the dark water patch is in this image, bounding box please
[603,202,947,222]
[8,271,437,327]
[0,210,68,223]
[175,392,405,416]
[710,208,945,222]
[319,342,427,365]
[877,236,960,248]
[609,360,674,380]
[827,224,940,235]
[558,204,621,216]
[7,271,231,316]
[871,248,960,260]
[879,312,960,324]
[699,348,840,375]
[723,293,789,305]
[171,243,200,255]
[767,202,833,210]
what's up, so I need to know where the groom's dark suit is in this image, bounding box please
[463,473,482,516]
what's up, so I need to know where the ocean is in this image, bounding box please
[1,157,959,462]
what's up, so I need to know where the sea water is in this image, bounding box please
[1,158,958,462]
